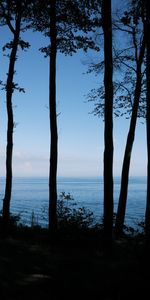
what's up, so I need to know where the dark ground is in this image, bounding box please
[0,229,149,300]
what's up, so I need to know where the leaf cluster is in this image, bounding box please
[30,0,101,55]
[0,0,33,31]
[3,39,30,51]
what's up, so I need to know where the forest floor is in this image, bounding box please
[0,227,149,300]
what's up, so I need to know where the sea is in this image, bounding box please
[0,176,147,229]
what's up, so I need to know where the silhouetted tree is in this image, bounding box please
[145,0,150,243]
[102,0,114,251]
[0,0,30,225]
[86,1,146,238]
[31,0,100,234]
[49,0,57,234]
[115,2,146,238]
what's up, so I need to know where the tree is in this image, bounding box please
[102,0,114,251]
[0,0,30,225]
[114,2,146,238]
[49,0,57,234]
[145,0,150,243]
[86,0,146,238]
[31,0,100,234]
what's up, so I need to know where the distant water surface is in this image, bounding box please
[0,176,147,228]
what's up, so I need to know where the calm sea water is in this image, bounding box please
[0,176,147,228]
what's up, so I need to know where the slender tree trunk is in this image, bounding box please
[102,0,114,252]
[115,37,145,238]
[49,0,58,235]
[3,11,21,224]
[145,0,150,243]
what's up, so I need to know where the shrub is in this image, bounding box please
[57,192,94,231]
[0,210,22,235]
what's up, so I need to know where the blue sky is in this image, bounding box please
[0,20,147,178]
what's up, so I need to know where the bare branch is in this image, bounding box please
[113,22,133,34]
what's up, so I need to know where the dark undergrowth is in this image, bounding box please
[0,221,149,300]
[0,195,149,300]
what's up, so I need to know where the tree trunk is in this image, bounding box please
[3,9,21,224]
[49,0,58,235]
[102,0,114,252]
[145,0,150,243]
[115,36,145,238]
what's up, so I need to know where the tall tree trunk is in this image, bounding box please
[3,10,21,224]
[115,36,145,238]
[145,0,150,243]
[49,0,58,235]
[102,0,114,252]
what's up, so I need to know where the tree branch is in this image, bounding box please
[0,2,15,34]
